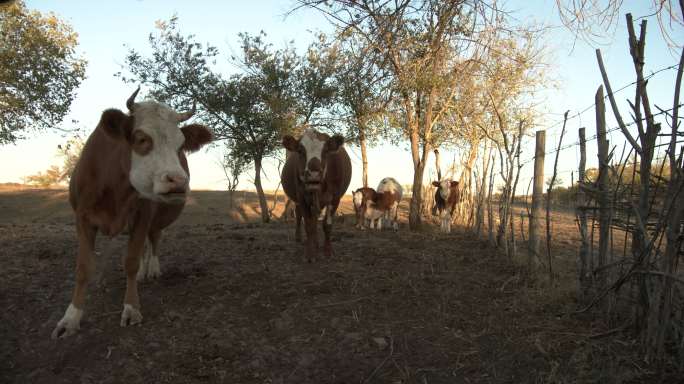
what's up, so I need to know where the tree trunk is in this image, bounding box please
[407,95,426,230]
[475,142,492,237]
[434,148,442,181]
[409,159,428,229]
[253,156,270,223]
[359,122,369,188]
[459,140,480,225]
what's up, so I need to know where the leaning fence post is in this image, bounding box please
[528,130,545,269]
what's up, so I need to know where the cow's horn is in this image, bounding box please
[126,86,140,111]
[177,101,196,122]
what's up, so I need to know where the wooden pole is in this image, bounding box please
[528,130,545,269]
[545,112,569,282]
[595,85,611,299]
[577,127,589,301]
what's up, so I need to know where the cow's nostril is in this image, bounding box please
[163,174,188,187]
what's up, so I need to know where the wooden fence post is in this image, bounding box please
[595,85,611,300]
[528,130,545,269]
[577,127,589,301]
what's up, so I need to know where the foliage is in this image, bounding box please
[555,0,684,48]
[24,132,84,187]
[332,31,392,144]
[0,0,86,144]
[297,0,508,229]
[120,17,339,163]
[24,165,62,188]
[119,17,339,222]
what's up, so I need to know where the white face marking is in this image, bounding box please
[128,101,188,202]
[438,180,452,200]
[299,129,326,173]
[52,303,83,338]
[353,191,364,209]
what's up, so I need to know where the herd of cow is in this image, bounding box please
[51,91,461,339]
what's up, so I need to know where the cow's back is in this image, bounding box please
[377,177,402,201]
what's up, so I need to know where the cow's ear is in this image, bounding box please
[181,124,213,153]
[451,181,459,188]
[98,109,132,141]
[282,135,298,151]
[432,181,440,187]
[327,134,344,151]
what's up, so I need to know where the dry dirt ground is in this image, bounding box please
[0,186,678,383]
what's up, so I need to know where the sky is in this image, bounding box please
[1,0,683,193]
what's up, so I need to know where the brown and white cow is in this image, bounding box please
[352,178,402,231]
[51,88,212,339]
[352,187,377,229]
[375,177,403,231]
[281,128,351,262]
[431,179,460,233]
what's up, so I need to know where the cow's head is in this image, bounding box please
[352,189,365,211]
[282,128,344,191]
[432,179,459,200]
[98,88,213,204]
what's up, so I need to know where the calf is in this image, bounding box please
[52,88,212,338]
[352,187,377,229]
[376,177,403,231]
[281,128,352,262]
[431,179,460,233]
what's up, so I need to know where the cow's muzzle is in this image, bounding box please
[302,170,322,191]
[156,173,189,204]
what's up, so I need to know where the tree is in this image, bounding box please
[0,0,86,144]
[555,0,684,48]
[24,131,84,187]
[120,18,338,222]
[219,144,248,210]
[296,0,502,230]
[333,32,391,187]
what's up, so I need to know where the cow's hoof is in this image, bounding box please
[120,304,143,327]
[147,254,161,279]
[51,303,83,339]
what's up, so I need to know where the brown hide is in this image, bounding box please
[369,190,399,211]
[281,141,352,262]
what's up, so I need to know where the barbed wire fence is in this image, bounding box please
[464,55,684,364]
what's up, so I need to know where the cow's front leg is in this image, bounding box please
[391,203,400,231]
[121,213,151,327]
[137,230,162,281]
[295,204,303,243]
[303,214,318,262]
[442,211,452,234]
[52,219,96,339]
[323,205,335,258]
